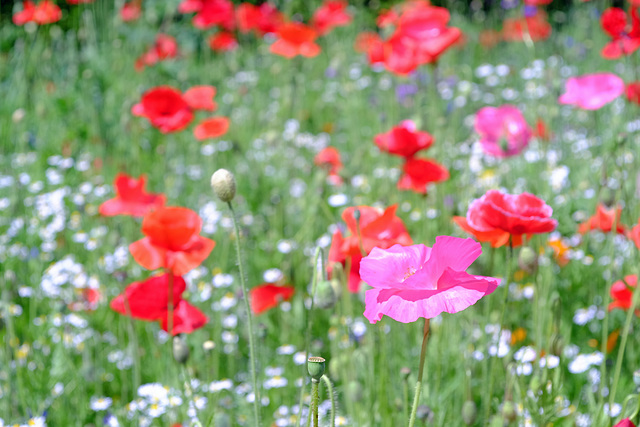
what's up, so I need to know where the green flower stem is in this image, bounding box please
[227,201,261,426]
[321,375,336,427]
[403,373,410,425]
[408,318,431,427]
[167,269,174,341]
[312,379,320,427]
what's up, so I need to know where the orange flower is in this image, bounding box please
[578,203,626,234]
[548,237,570,266]
[194,117,230,140]
[452,217,523,248]
[270,22,321,58]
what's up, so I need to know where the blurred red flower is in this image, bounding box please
[609,275,639,315]
[629,223,640,248]
[502,11,551,42]
[111,274,187,321]
[250,284,295,314]
[13,0,62,25]
[311,0,352,36]
[314,147,343,185]
[626,82,640,104]
[121,1,141,22]
[178,0,203,14]
[329,205,412,292]
[132,86,194,133]
[191,0,235,30]
[129,207,216,275]
[600,7,640,59]
[397,157,449,194]
[194,117,230,140]
[209,32,238,51]
[578,203,626,234]
[236,2,283,35]
[99,173,166,217]
[135,34,179,71]
[161,300,209,334]
[354,32,385,66]
[183,86,218,111]
[374,120,433,158]
[467,190,557,237]
[270,22,321,58]
[613,419,637,427]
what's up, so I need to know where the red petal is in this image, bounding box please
[183,86,217,111]
[194,117,230,140]
[129,237,168,271]
[162,300,208,335]
[110,274,186,320]
[250,284,295,314]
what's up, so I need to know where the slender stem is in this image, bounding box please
[167,270,174,337]
[403,374,410,425]
[228,201,261,426]
[182,365,203,427]
[609,275,640,409]
[312,379,320,427]
[408,318,431,427]
[321,375,336,427]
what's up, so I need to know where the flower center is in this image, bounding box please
[403,266,417,280]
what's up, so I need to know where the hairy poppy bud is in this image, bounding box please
[462,400,477,425]
[173,335,190,364]
[211,168,236,202]
[307,356,326,382]
[518,247,538,273]
[315,280,337,309]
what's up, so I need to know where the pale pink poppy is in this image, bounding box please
[361,236,500,324]
[475,105,532,157]
[558,73,624,110]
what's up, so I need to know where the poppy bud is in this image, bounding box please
[345,381,363,402]
[203,340,216,352]
[501,401,517,422]
[314,280,338,309]
[462,400,477,425]
[518,247,538,273]
[172,335,190,364]
[550,333,564,356]
[600,187,616,207]
[307,356,326,382]
[211,168,236,202]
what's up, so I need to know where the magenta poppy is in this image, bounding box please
[558,73,625,110]
[361,236,500,324]
[475,105,532,157]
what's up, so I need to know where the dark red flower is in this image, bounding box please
[193,117,230,140]
[250,284,295,314]
[129,207,216,275]
[121,1,141,22]
[609,275,639,315]
[467,190,557,237]
[626,82,640,104]
[502,11,552,42]
[209,32,238,51]
[329,205,412,292]
[311,0,352,36]
[397,158,449,194]
[600,7,640,59]
[111,274,187,321]
[132,86,194,133]
[192,0,235,30]
[578,203,626,234]
[270,22,321,59]
[13,0,62,25]
[135,34,179,71]
[183,86,217,111]
[374,120,433,158]
[99,173,166,217]
[161,300,208,334]
[236,2,283,35]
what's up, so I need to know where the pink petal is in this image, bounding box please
[360,244,430,289]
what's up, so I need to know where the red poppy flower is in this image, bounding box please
[111,274,187,321]
[613,419,637,427]
[13,0,62,25]
[192,0,235,30]
[329,205,412,292]
[99,173,166,217]
[121,1,141,22]
[134,34,179,71]
[183,86,217,111]
[453,216,523,248]
[178,0,203,14]
[467,190,557,237]
[626,82,640,104]
[236,2,283,35]
[502,11,551,42]
[129,207,216,275]
[374,120,433,158]
[578,203,626,234]
[314,147,343,185]
[534,118,551,141]
[69,288,102,312]
[209,32,238,51]
[397,158,449,194]
[194,117,230,140]
[270,22,321,59]
[161,300,208,334]
[600,7,640,59]
[311,0,352,36]
[132,86,194,133]
[629,223,640,249]
[250,284,295,314]
[609,275,639,315]
[354,32,385,65]
[377,9,398,28]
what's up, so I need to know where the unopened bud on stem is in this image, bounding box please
[211,169,236,202]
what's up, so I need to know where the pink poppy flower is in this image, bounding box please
[361,236,500,324]
[475,105,532,157]
[558,73,625,110]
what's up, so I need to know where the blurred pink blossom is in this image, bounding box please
[475,105,532,157]
[559,73,624,110]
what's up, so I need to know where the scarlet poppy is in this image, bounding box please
[374,120,434,158]
[502,11,551,42]
[99,173,166,217]
[626,82,640,104]
[600,7,640,59]
[613,419,637,427]
[249,284,295,314]
[161,300,209,335]
[354,32,385,66]
[270,22,321,59]
[329,205,412,292]
[236,2,283,35]
[194,117,230,140]
[132,86,194,133]
[13,0,62,25]
[311,0,352,36]
[111,274,187,321]
[466,190,557,237]
[135,34,179,71]
[397,158,449,194]
[209,32,238,52]
[578,203,626,234]
[129,207,216,275]
[453,216,523,248]
[629,223,640,249]
[183,86,217,111]
[609,275,639,314]
[314,147,343,185]
[192,0,235,30]
[178,0,203,14]
[121,1,141,22]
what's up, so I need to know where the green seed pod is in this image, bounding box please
[307,356,326,381]
[172,335,190,365]
[345,381,363,402]
[462,400,477,425]
[210,169,236,202]
[518,247,538,273]
[501,401,517,422]
[314,280,337,309]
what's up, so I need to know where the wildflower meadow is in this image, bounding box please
[4,0,640,426]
